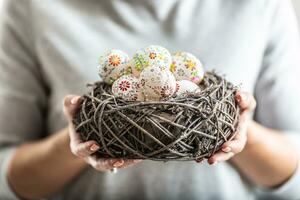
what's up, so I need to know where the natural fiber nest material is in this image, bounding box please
[73,71,239,161]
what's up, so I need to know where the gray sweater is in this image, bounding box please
[0,0,300,199]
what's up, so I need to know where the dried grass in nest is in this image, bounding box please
[73,71,240,161]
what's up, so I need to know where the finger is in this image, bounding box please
[68,123,82,146]
[221,117,248,154]
[235,91,256,112]
[87,158,141,171]
[221,136,247,154]
[63,95,83,120]
[70,140,100,157]
[208,151,235,165]
[89,158,124,171]
[119,159,142,169]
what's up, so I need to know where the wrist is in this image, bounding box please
[243,120,263,152]
[49,128,86,166]
[231,120,262,162]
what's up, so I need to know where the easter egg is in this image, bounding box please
[98,49,132,85]
[175,80,201,97]
[140,66,176,101]
[131,45,172,77]
[112,75,144,101]
[170,51,204,84]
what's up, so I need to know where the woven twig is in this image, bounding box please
[73,71,240,161]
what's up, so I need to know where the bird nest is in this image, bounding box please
[73,71,240,161]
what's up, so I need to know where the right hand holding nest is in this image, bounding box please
[63,95,142,172]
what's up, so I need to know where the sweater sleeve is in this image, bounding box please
[0,0,47,199]
[254,0,300,199]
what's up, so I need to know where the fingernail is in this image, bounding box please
[113,160,124,167]
[90,144,99,151]
[133,159,142,163]
[236,93,241,102]
[71,97,79,104]
[222,147,231,153]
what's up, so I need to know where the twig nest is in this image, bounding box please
[112,75,144,101]
[79,46,239,161]
[73,71,240,161]
[170,51,204,84]
[140,65,176,101]
[98,49,131,84]
[131,45,172,77]
[175,80,201,96]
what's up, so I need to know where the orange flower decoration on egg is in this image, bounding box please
[109,54,121,67]
[149,52,157,59]
[185,60,196,70]
[118,80,131,91]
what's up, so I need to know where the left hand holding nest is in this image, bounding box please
[204,91,257,165]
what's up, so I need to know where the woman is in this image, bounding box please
[0,0,299,199]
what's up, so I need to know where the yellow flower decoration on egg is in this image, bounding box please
[171,51,204,84]
[185,60,196,70]
[170,61,177,73]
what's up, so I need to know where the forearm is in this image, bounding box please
[231,121,299,188]
[7,128,87,199]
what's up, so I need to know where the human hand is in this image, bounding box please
[63,95,142,171]
[205,91,257,165]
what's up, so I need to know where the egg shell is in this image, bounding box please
[131,45,172,77]
[170,51,204,84]
[175,80,201,97]
[98,49,132,85]
[112,75,143,101]
[140,66,176,101]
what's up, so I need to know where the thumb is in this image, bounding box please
[63,95,82,121]
[235,91,256,112]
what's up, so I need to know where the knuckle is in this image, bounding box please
[94,162,104,171]
[92,162,105,171]
[234,143,245,153]
[71,147,80,156]
[104,159,114,169]
[63,96,71,107]
[95,159,107,169]
[72,147,86,158]
[235,148,242,153]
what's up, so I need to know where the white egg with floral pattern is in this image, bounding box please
[112,75,144,101]
[170,51,204,84]
[131,45,172,77]
[175,80,201,97]
[98,49,132,85]
[140,66,176,101]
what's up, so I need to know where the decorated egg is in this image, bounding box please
[112,75,144,101]
[140,66,176,101]
[175,80,201,97]
[98,49,132,85]
[170,51,204,84]
[131,45,172,77]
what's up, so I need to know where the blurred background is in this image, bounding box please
[294,0,300,23]
[0,0,300,28]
